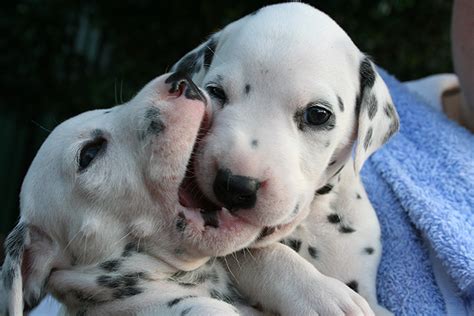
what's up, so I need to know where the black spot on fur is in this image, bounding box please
[144,108,164,136]
[325,140,331,148]
[286,239,302,252]
[292,203,300,215]
[251,139,258,148]
[5,222,27,260]
[383,103,396,118]
[355,57,376,117]
[346,280,359,293]
[316,184,333,195]
[327,213,341,224]
[97,275,120,288]
[103,110,111,114]
[333,165,344,177]
[181,308,192,316]
[201,210,219,228]
[113,286,143,299]
[364,247,375,254]
[226,282,245,304]
[356,193,362,199]
[363,127,373,150]
[367,94,378,120]
[308,246,319,259]
[337,95,345,112]
[72,290,101,304]
[203,37,218,69]
[176,212,187,232]
[339,226,356,234]
[173,51,201,76]
[257,226,276,240]
[329,160,337,166]
[382,119,400,144]
[210,289,234,304]
[99,259,122,272]
[245,84,251,94]
[122,241,138,257]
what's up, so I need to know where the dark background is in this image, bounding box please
[0,0,452,247]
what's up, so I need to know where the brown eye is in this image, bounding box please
[79,137,107,171]
[304,106,331,125]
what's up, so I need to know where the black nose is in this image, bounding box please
[213,168,260,211]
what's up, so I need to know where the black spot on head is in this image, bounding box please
[327,213,341,224]
[91,129,104,139]
[286,239,302,252]
[339,226,356,234]
[201,210,219,228]
[103,110,111,114]
[176,212,187,232]
[356,193,362,199]
[346,280,359,293]
[364,247,375,254]
[99,259,122,272]
[147,120,165,135]
[329,160,337,166]
[337,96,345,112]
[367,94,378,120]
[245,84,251,94]
[316,184,333,195]
[251,139,258,148]
[112,286,143,299]
[97,275,119,288]
[203,37,218,69]
[363,127,373,150]
[308,246,319,259]
[181,307,192,316]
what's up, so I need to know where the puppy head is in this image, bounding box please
[1,73,210,313]
[171,3,399,246]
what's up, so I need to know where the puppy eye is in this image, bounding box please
[304,106,332,126]
[206,85,227,105]
[79,137,107,171]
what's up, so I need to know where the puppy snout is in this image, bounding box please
[213,168,260,211]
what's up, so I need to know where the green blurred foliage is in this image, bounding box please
[0,0,452,235]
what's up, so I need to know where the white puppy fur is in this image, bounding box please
[171,2,399,315]
[0,74,262,315]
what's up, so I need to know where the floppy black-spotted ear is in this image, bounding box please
[354,57,400,173]
[1,222,59,314]
[171,32,221,82]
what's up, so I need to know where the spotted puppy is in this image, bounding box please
[0,73,261,315]
[171,3,399,315]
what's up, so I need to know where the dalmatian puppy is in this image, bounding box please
[171,2,399,315]
[0,73,259,315]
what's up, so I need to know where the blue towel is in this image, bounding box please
[361,69,474,315]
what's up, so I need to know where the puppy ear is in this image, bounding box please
[353,57,400,173]
[1,222,59,314]
[171,32,221,81]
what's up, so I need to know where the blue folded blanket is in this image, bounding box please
[362,70,474,315]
